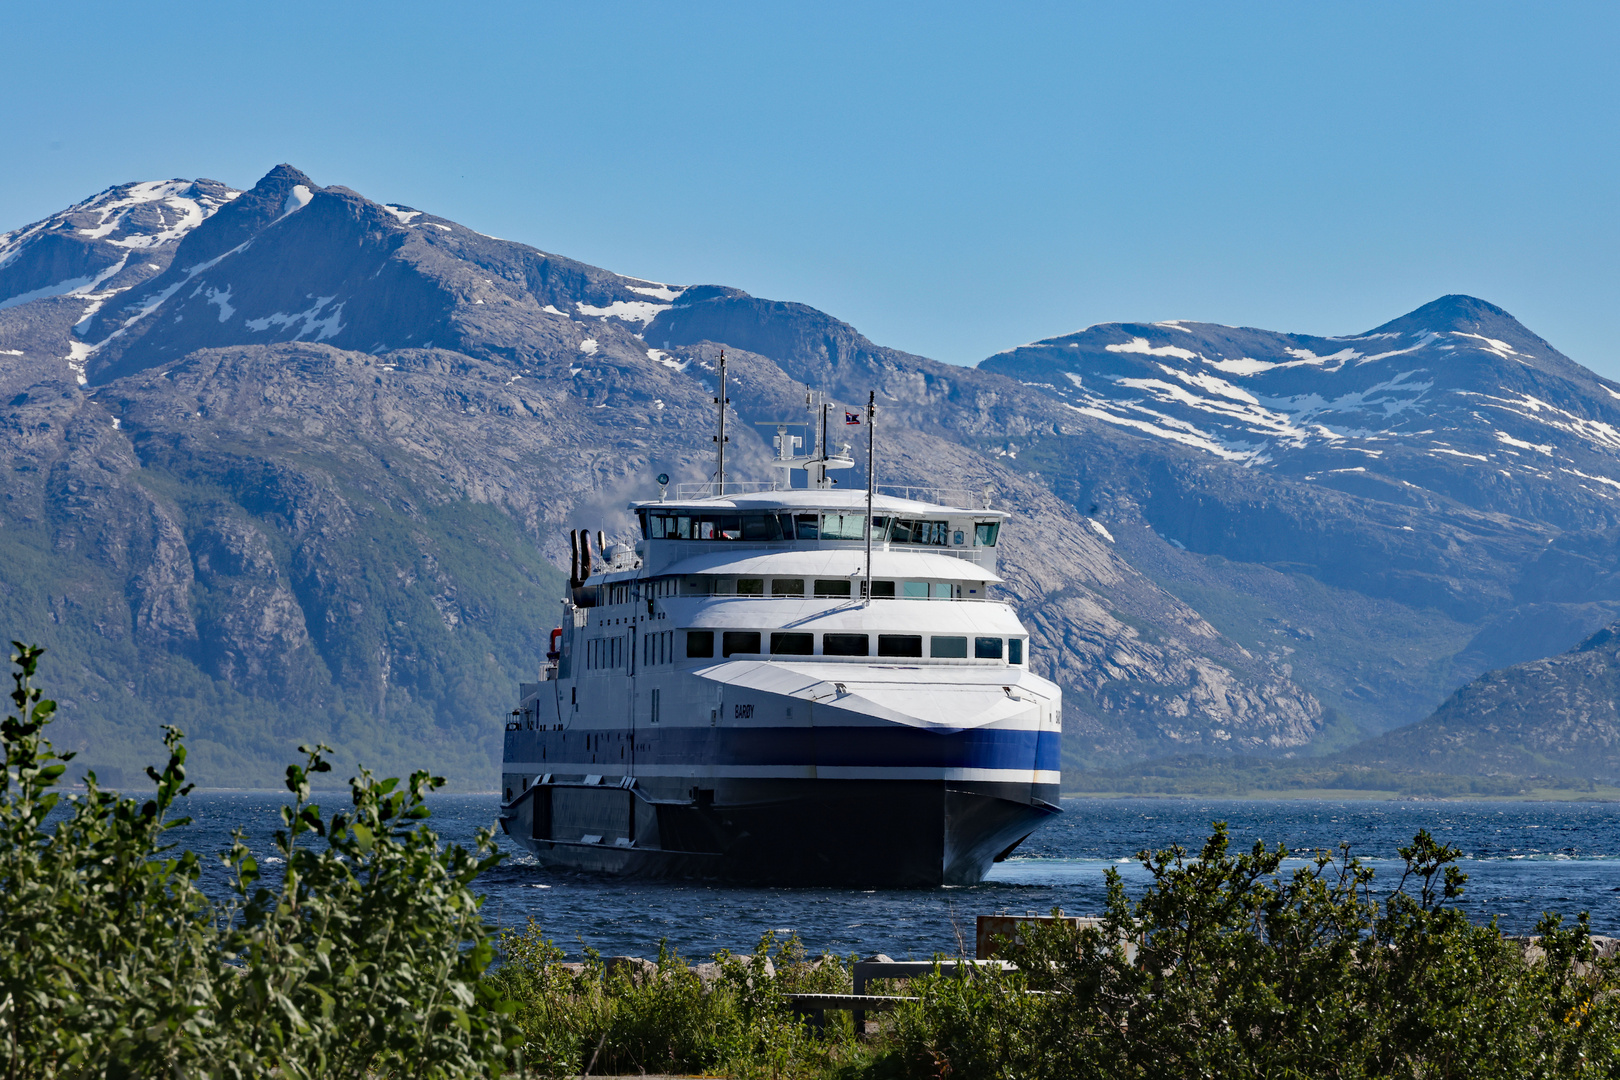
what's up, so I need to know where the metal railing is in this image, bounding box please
[666,483,994,508]
[674,481,784,499]
[878,485,992,509]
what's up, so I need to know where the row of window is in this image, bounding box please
[640,510,1000,548]
[591,576,974,604]
[603,579,678,605]
[715,578,964,600]
[686,629,1024,663]
[585,630,677,671]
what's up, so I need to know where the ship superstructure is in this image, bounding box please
[500,363,1061,885]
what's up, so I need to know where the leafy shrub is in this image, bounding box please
[488,924,863,1078]
[876,824,1620,1080]
[0,642,516,1079]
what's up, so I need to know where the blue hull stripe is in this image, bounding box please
[505,726,1060,773]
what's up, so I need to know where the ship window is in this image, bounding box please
[736,578,764,596]
[878,634,923,658]
[771,578,804,597]
[975,636,1004,660]
[697,518,716,540]
[930,635,968,659]
[677,516,692,539]
[821,513,866,540]
[770,632,813,655]
[686,630,714,658]
[902,581,929,599]
[893,519,949,545]
[932,582,955,599]
[975,522,1000,547]
[1009,638,1024,664]
[814,579,852,599]
[696,514,742,540]
[862,580,896,599]
[794,514,820,540]
[741,513,783,541]
[723,631,761,657]
[823,633,869,656]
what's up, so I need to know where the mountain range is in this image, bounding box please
[3,164,1618,788]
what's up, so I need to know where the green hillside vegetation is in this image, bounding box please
[0,473,565,788]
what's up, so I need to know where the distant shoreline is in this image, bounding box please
[1062,788,1620,803]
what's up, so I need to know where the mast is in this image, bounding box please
[713,350,729,495]
[864,390,875,605]
[819,401,830,489]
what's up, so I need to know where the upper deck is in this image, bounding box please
[628,489,1008,578]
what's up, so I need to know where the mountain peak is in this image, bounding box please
[162,165,320,269]
[1363,294,1559,356]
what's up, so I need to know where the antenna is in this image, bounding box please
[713,350,729,495]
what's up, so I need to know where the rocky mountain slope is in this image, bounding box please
[1343,622,1620,781]
[6,164,1620,787]
[1,165,1336,785]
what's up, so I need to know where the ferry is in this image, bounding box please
[499,358,1062,886]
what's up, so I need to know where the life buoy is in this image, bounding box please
[548,627,563,659]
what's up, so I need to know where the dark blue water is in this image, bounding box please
[180,793,1620,960]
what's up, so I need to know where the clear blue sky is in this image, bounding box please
[5,2,1617,373]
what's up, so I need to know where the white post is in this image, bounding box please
[864,390,875,605]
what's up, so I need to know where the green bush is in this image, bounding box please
[875,824,1620,1080]
[0,642,517,1079]
[488,925,863,1079]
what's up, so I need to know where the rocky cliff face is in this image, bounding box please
[1345,623,1620,780]
[3,163,1618,786]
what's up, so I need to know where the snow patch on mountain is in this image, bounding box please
[0,255,130,311]
[576,299,667,325]
[244,296,344,341]
[626,282,683,301]
[204,285,235,323]
[1496,431,1554,454]
[1106,337,1199,361]
[276,185,313,222]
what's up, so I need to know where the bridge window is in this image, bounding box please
[892,519,949,545]
[814,579,853,599]
[975,636,1004,660]
[930,635,967,659]
[686,630,714,659]
[771,578,804,597]
[1009,638,1024,664]
[878,634,923,658]
[975,522,1000,547]
[820,513,868,540]
[770,632,814,655]
[823,633,869,657]
[723,631,762,657]
[863,580,896,599]
[794,514,820,540]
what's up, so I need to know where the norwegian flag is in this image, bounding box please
[845,411,862,426]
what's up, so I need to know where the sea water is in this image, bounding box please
[178,793,1620,961]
